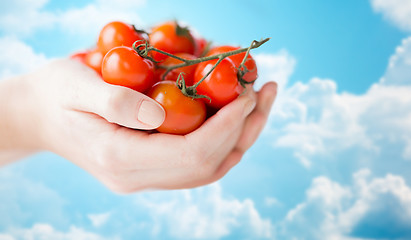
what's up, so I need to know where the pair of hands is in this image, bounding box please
[0,59,277,193]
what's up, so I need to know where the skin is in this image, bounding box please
[0,59,277,193]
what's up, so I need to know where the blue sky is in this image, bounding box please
[1,0,411,239]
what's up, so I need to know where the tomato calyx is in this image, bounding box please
[176,73,211,102]
[175,21,195,46]
[236,39,263,88]
[132,24,149,37]
[175,22,190,38]
[199,40,212,57]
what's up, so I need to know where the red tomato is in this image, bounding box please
[194,37,208,57]
[149,21,195,62]
[194,58,242,109]
[102,46,155,93]
[97,21,145,55]
[155,53,197,84]
[70,51,88,64]
[84,49,105,75]
[207,46,258,83]
[148,81,206,135]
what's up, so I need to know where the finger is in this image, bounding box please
[93,124,190,170]
[180,149,244,190]
[95,124,245,192]
[108,86,255,171]
[66,59,165,130]
[185,85,257,159]
[206,149,244,185]
[95,150,244,193]
[97,151,244,193]
[235,81,278,153]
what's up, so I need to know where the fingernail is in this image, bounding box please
[137,100,165,128]
[243,98,256,117]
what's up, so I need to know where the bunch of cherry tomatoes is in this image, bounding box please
[71,20,265,135]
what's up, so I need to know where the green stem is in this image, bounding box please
[147,47,191,63]
[239,40,254,69]
[237,39,259,87]
[191,57,224,88]
[177,73,211,101]
[132,37,270,100]
[155,37,270,71]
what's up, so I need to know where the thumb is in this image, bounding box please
[93,85,165,130]
[67,59,165,130]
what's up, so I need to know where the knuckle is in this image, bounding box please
[103,87,130,122]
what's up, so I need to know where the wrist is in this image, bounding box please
[0,75,43,154]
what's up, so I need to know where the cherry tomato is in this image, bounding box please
[149,21,195,62]
[102,46,155,93]
[97,21,145,55]
[194,58,242,109]
[84,48,104,75]
[207,45,258,83]
[194,37,208,57]
[70,51,88,64]
[155,53,197,84]
[148,81,206,135]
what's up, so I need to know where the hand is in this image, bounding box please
[1,59,277,193]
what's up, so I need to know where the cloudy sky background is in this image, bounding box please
[1,0,411,239]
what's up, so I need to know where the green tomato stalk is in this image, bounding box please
[132,38,270,100]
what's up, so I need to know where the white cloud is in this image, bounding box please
[370,0,411,32]
[264,35,411,168]
[0,167,120,239]
[0,169,67,228]
[135,183,274,239]
[254,50,299,136]
[0,37,48,80]
[269,77,378,167]
[57,1,145,38]
[256,2,411,169]
[254,51,296,91]
[96,0,146,8]
[0,234,14,240]
[264,196,281,207]
[380,36,411,86]
[281,175,353,239]
[87,212,111,228]
[280,169,411,239]
[0,0,149,79]
[2,223,115,240]
[0,0,146,38]
[0,0,54,36]
[306,177,352,208]
[1,2,411,239]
